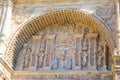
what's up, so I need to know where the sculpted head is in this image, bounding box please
[26,48,32,54]
[40,49,45,53]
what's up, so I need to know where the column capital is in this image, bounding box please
[32,36,43,39]
[86,33,98,38]
[73,34,84,38]
[45,35,56,40]
[2,0,13,7]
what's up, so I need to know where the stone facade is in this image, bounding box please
[0,0,119,80]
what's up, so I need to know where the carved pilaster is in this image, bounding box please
[0,0,12,33]
[44,35,56,68]
[86,33,98,70]
[0,0,13,57]
[93,37,97,67]
[98,42,107,71]
[32,36,43,70]
[74,34,83,69]
[102,42,107,71]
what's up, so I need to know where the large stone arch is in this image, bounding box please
[5,9,115,70]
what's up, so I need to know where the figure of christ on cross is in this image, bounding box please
[61,47,70,70]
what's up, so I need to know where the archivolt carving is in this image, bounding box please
[16,24,111,71]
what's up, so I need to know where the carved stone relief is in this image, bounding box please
[96,3,117,36]
[12,6,34,24]
[16,23,111,71]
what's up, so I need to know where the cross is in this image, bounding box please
[62,47,69,58]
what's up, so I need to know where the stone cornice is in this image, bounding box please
[11,0,114,8]
[11,71,113,80]
[12,71,112,75]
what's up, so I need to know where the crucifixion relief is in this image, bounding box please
[17,24,110,71]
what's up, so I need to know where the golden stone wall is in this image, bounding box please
[0,0,119,80]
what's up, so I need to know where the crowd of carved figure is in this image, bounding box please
[22,40,107,71]
[16,25,111,71]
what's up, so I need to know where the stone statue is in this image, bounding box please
[61,47,69,69]
[51,58,59,70]
[97,46,103,66]
[62,47,69,60]
[24,48,32,68]
[97,53,103,66]
[66,59,72,70]
[37,49,45,68]
[82,50,88,67]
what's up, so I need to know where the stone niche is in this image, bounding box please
[16,23,112,72]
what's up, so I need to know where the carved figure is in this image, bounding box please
[51,58,59,70]
[83,39,87,51]
[61,47,69,69]
[66,59,72,70]
[24,48,32,68]
[62,47,69,60]
[82,50,88,67]
[37,49,45,68]
[97,46,103,66]
[97,53,103,66]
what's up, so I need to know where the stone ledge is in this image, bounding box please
[13,71,112,75]
[12,71,113,80]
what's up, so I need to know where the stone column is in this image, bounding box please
[114,0,120,54]
[44,35,56,69]
[92,34,98,70]
[88,37,91,67]
[93,37,97,68]
[0,0,12,56]
[87,33,98,70]
[102,42,107,70]
[32,36,43,70]
[74,34,83,69]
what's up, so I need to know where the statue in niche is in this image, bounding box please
[82,50,88,67]
[82,39,88,67]
[66,59,72,70]
[37,49,45,68]
[24,48,32,68]
[61,47,69,69]
[51,58,59,70]
[97,46,103,66]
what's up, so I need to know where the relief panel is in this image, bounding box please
[16,23,111,71]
